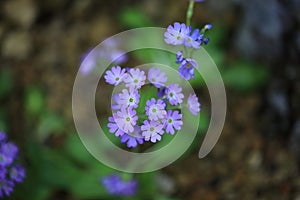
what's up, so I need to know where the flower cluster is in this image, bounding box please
[164,22,212,80]
[0,131,25,198]
[101,174,138,196]
[105,66,200,148]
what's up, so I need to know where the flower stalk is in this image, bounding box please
[186,0,195,26]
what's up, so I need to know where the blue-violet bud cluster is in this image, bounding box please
[164,22,212,80]
[101,174,138,196]
[0,131,25,198]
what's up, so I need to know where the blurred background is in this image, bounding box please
[1,0,300,199]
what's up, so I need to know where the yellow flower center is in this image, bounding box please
[130,132,135,137]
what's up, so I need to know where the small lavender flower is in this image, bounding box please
[79,49,98,75]
[115,108,138,133]
[164,22,191,46]
[145,98,167,121]
[119,89,140,109]
[101,174,138,196]
[166,84,184,106]
[176,51,184,64]
[0,132,6,142]
[0,167,6,179]
[104,66,126,86]
[148,68,167,88]
[188,94,201,116]
[0,142,18,167]
[80,39,127,75]
[123,68,146,90]
[164,110,183,135]
[0,179,14,198]
[111,93,122,111]
[204,24,213,31]
[141,120,164,143]
[178,58,199,80]
[107,115,125,137]
[0,131,25,198]
[184,29,203,49]
[9,164,25,183]
[120,126,144,148]
[100,39,128,65]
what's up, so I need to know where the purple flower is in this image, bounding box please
[204,24,213,30]
[0,142,18,167]
[79,49,98,75]
[176,51,184,64]
[164,22,191,46]
[0,131,26,198]
[178,58,199,80]
[184,29,203,49]
[145,98,167,121]
[79,39,127,75]
[0,167,7,179]
[101,174,138,196]
[9,164,25,183]
[104,66,126,86]
[148,68,167,88]
[0,132,6,142]
[120,126,144,148]
[123,68,146,90]
[107,115,125,137]
[203,38,210,45]
[101,39,128,64]
[118,89,140,109]
[115,108,138,133]
[141,120,164,143]
[111,93,122,111]
[157,87,167,99]
[0,179,14,198]
[166,84,184,106]
[164,110,183,135]
[188,94,201,116]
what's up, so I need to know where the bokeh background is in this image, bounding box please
[1,0,300,199]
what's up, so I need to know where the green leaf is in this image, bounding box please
[25,86,45,116]
[37,112,65,141]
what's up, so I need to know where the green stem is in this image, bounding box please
[186,0,195,26]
